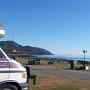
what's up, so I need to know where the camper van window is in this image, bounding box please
[0,54,2,58]
[0,50,5,58]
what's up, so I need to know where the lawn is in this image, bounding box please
[29,74,90,90]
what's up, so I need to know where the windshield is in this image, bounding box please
[0,47,10,60]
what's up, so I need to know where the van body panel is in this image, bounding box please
[0,47,28,90]
[0,55,9,80]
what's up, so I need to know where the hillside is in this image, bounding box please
[0,41,53,55]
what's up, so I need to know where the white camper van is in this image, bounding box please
[0,47,28,90]
[0,24,29,90]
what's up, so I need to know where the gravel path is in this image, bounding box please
[30,65,90,80]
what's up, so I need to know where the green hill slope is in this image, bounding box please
[0,41,53,55]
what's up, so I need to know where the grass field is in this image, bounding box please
[16,56,90,90]
[29,74,90,90]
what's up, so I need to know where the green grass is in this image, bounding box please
[16,56,28,65]
[50,85,79,90]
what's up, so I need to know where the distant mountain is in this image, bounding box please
[0,41,53,55]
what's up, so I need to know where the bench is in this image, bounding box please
[29,74,37,85]
[24,65,37,85]
[48,60,54,65]
[28,58,41,65]
[28,60,41,65]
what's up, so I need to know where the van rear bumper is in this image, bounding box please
[20,83,28,90]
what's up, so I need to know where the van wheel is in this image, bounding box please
[0,84,18,90]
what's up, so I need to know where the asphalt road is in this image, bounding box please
[30,65,90,80]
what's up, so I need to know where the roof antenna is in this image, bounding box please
[11,28,14,41]
[11,28,15,52]
[11,29,16,60]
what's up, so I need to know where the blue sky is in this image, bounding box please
[0,0,90,56]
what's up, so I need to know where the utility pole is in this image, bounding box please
[83,50,87,68]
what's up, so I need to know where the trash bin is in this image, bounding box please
[70,60,77,70]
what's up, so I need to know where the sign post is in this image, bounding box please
[83,50,87,68]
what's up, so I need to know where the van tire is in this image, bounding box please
[0,84,18,90]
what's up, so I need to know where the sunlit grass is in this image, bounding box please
[29,74,90,90]
[16,56,28,65]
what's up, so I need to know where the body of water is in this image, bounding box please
[34,55,90,61]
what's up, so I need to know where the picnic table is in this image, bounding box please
[28,57,41,65]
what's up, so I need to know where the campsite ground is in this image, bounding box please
[29,65,90,90]
[16,57,90,90]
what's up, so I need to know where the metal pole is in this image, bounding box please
[83,51,85,67]
[83,50,87,68]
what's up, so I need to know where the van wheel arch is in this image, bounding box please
[0,82,21,90]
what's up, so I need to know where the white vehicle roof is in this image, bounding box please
[0,23,5,38]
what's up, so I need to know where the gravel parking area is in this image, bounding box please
[30,65,90,80]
